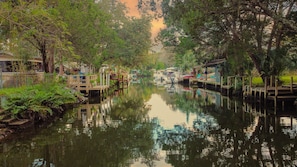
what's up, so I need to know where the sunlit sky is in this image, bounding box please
[119,0,166,40]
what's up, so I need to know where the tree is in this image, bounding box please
[0,0,154,73]
[115,16,152,68]
[0,0,74,73]
[54,0,114,70]
[152,0,297,82]
[96,0,152,68]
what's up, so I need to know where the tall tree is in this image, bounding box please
[0,0,73,73]
[0,0,153,72]
[54,0,114,69]
[149,0,297,80]
[115,16,152,67]
[97,0,152,68]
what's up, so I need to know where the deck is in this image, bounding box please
[189,77,233,96]
[189,76,297,110]
[67,74,110,96]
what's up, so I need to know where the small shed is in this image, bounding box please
[203,58,226,82]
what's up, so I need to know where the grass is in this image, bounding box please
[0,86,29,96]
[279,76,297,84]
[251,76,297,86]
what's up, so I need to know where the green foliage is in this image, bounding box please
[2,83,78,119]
[158,0,297,79]
[55,0,113,67]
[175,50,196,72]
[261,48,288,76]
[113,16,152,68]
[111,95,149,121]
[251,77,264,86]
[279,76,297,85]
[155,61,166,70]
[0,0,73,73]
[0,0,152,72]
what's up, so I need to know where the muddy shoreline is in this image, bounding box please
[0,100,83,142]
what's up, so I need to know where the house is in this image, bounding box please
[0,51,44,88]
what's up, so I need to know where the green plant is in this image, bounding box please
[2,83,78,120]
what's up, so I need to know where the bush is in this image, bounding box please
[2,83,79,120]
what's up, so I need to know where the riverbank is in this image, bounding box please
[0,84,87,142]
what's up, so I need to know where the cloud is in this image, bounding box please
[119,0,166,39]
[120,0,140,17]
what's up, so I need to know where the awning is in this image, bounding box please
[204,58,226,67]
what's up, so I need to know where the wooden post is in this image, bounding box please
[242,76,245,96]
[105,73,107,86]
[227,77,230,96]
[234,101,237,113]
[264,77,267,107]
[220,76,223,93]
[290,76,293,93]
[86,75,90,95]
[264,77,267,99]
[274,97,277,114]
[249,76,252,96]
[103,73,105,86]
[100,72,103,86]
[234,76,237,91]
[275,78,278,97]
[220,95,223,107]
[108,72,110,86]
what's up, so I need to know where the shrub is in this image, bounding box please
[2,83,79,120]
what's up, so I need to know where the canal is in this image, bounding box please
[1,79,297,167]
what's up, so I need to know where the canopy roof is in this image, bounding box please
[204,58,226,67]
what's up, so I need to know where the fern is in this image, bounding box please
[2,83,79,119]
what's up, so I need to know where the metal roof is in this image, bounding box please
[204,58,226,67]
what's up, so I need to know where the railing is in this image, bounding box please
[0,72,45,88]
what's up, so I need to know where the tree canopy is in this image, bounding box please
[0,0,153,72]
[139,0,297,78]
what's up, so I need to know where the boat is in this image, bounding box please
[165,67,181,84]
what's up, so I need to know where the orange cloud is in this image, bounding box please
[120,0,140,17]
[119,0,166,40]
[151,18,165,40]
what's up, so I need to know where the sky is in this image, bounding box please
[119,0,166,40]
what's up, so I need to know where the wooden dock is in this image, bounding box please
[67,73,110,96]
[243,77,297,111]
[190,76,297,110]
[189,77,233,96]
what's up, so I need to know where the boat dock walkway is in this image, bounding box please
[66,71,130,96]
[67,73,110,96]
[189,77,234,96]
[190,76,297,109]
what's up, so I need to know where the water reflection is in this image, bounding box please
[77,97,114,129]
[148,85,297,167]
[0,82,297,167]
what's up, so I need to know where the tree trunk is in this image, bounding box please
[40,43,49,73]
[248,52,262,75]
[59,63,64,75]
[47,48,55,73]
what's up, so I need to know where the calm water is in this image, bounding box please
[1,80,297,167]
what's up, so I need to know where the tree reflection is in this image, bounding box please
[64,87,158,167]
[153,87,297,167]
[0,85,158,167]
[1,83,297,167]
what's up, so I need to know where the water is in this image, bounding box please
[1,80,297,167]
